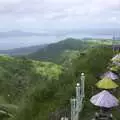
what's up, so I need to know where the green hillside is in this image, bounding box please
[27,38,114,64]
[27,38,90,63]
[1,42,120,120]
[12,46,117,120]
[0,55,62,105]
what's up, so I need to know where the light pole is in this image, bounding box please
[76,83,81,111]
[70,73,85,120]
[81,73,85,99]
[61,117,68,120]
[70,98,76,120]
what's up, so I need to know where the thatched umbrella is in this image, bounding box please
[109,65,120,73]
[113,61,120,66]
[96,77,119,89]
[101,71,118,80]
[111,54,120,62]
[90,90,119,108]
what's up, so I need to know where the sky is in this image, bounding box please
[0,0,120,31]
[0,0,120,49]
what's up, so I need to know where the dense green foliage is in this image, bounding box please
[0,55,62,105]
[27,38,90,63]
[0,39,119,120]
[12,46,116,120]
[27,38,115,64]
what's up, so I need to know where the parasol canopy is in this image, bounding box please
[90,90,119,108]
[101,71,118,80]
[96,77,119,89]
[111,54,120,62]
[113,61,120,66]
[109,65,120,72]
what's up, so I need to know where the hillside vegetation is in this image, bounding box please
[0,39,119,120]
[0,55,62,105]
[11,46,116,120]
[27,38,90,63]
[27,38,114,64]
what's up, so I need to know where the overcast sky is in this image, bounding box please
[0,0,120,49]
[0,0,120,32]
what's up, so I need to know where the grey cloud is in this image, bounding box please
[0,0,120,32]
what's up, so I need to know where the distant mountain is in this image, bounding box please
[82,37,93,40]
[0,30,50,38]
[27,38,89,63]
[0,44,47,56]
[1,28,120,38]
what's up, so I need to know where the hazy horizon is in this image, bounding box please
[0,33,114,50]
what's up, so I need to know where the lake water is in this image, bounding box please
[0,34,113,50]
